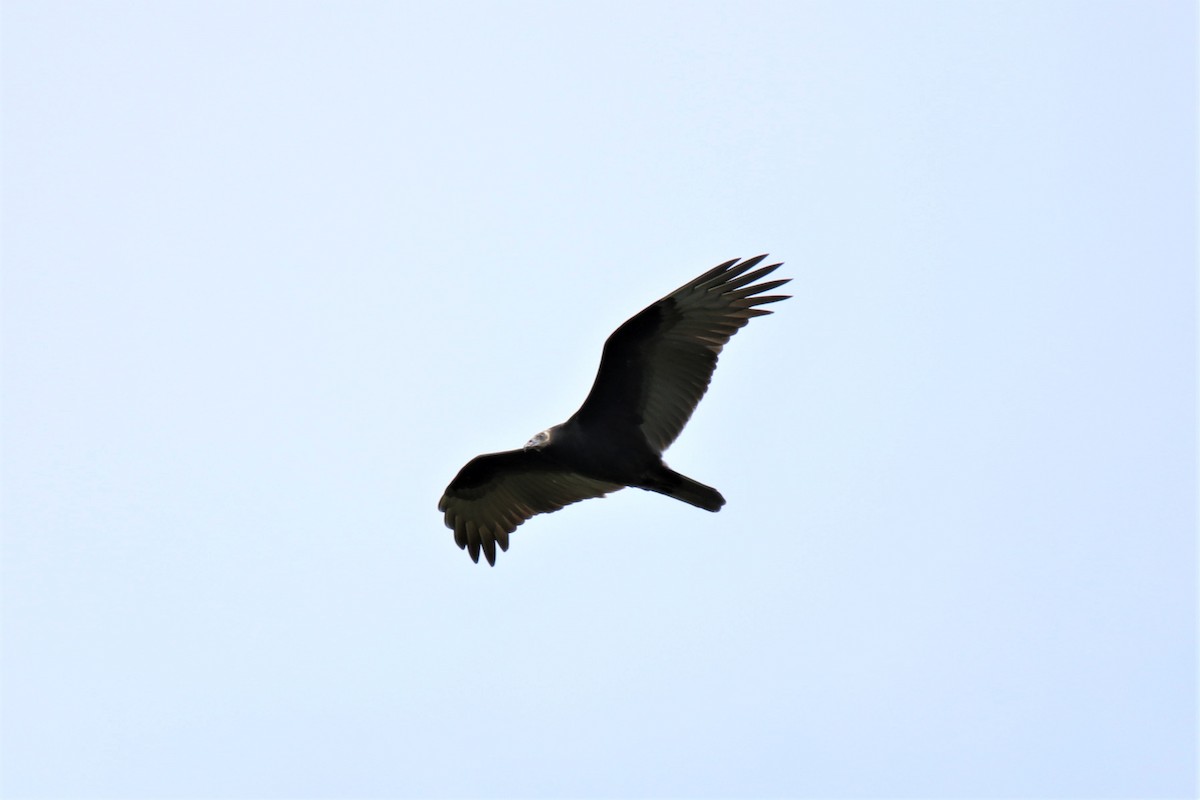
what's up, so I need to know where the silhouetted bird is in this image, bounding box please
[439,255,790,565]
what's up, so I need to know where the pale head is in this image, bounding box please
[524,428,553,450]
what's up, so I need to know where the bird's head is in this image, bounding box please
[524,428,553,451]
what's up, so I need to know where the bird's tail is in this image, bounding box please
[644,466,725,512]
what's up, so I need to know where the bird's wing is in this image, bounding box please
[438,449,622,565]
[571,255,789,453]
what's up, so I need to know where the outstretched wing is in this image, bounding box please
[570,255,790,453]
[438,449,622,565]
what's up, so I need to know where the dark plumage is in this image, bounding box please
[438,255,790,565]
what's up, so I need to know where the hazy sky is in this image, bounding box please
[2,1,1195,798]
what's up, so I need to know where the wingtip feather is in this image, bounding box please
[743,293,791,307]
[695,255,770,291]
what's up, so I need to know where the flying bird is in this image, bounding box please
[439,255,790,565]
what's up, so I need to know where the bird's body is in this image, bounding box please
[439,255,789,565]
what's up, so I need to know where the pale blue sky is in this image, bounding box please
[2,1,1196,797]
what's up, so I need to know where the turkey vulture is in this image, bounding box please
[439,255,790,565]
